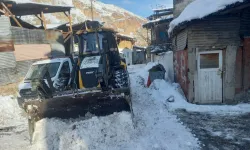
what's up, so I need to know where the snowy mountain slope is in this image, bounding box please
[13,0,148,46]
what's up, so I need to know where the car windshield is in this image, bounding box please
[82,33,104,52]
[25,62,60,80]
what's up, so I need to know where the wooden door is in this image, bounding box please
[197,51,223,103]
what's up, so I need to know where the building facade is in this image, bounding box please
[171,0,250,104]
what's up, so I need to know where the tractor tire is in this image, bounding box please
[112,70,129,88]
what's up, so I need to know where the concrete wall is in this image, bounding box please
[224,46,238,102]
[173,0,194,18]
[152,51,174,82]
[122,48,133,65]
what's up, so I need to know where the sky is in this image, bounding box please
[100,0,173,18]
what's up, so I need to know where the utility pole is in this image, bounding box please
[90,0,94,21]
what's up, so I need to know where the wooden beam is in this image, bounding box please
[68,11,73,32]
[41,11,47,30]
[35,14,43,21]
[0,8,5,14]
[1,2,22,27]
[64,32,72,43]
[64,11,69,17]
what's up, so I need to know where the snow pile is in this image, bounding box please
[129,71,200,150]
[0,96,25,128]
[31,64,200,150]
[149,79,250,115]
[31,112,135,150]
[137,62,158,85]
[168,0,243,33]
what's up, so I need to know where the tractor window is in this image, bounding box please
[25,62,60,80]
[82,33,104,52]
[60,61,70,75]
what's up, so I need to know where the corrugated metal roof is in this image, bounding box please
[2,1,73,16]
[11,27,48,44]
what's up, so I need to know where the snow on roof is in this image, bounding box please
[168,0,244,34]
[11,0,74,7]
[133,45,146,49]
[146,14,173,24]
[117,33,135,39]
[152,7,172,11]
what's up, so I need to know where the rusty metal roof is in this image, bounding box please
[1,0,72,16]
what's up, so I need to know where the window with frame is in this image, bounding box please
[200,53,219,69]
[60,61,70,75]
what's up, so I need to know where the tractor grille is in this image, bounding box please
[80,68,99,88]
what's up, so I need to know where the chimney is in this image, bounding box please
[173,0,195,18]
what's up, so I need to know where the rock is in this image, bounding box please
[167,95,175,102]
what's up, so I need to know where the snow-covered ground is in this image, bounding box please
[1,64,250,150]
[29,63,199,150]
[0,96,25,128]
[0,96,30,150]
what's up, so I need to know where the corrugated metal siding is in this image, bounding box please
[16,60,36,77]
[0,16,14,52]
[12,28,65,57]
[0,16,11,42]
[11,27,48,44]
[188,15,241,50]
[0,52,16,69]
[176,29,187,51]
[240,8,250,36]
[172,36,177,51]
[0,68,18,85]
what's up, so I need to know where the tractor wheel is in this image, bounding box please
[112,70,129,88]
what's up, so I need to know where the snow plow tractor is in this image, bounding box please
[17,21,132,140]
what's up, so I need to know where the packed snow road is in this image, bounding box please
[0,64,199,150]
[175,110,250,150]
[0,96,30,150]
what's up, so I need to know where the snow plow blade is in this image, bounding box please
[23,88,132,121]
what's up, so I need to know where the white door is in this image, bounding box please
[197,51,223,103]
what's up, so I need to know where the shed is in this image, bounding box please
[116,33,136,51]
[0,1,73,85]
[170,0,250,104]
